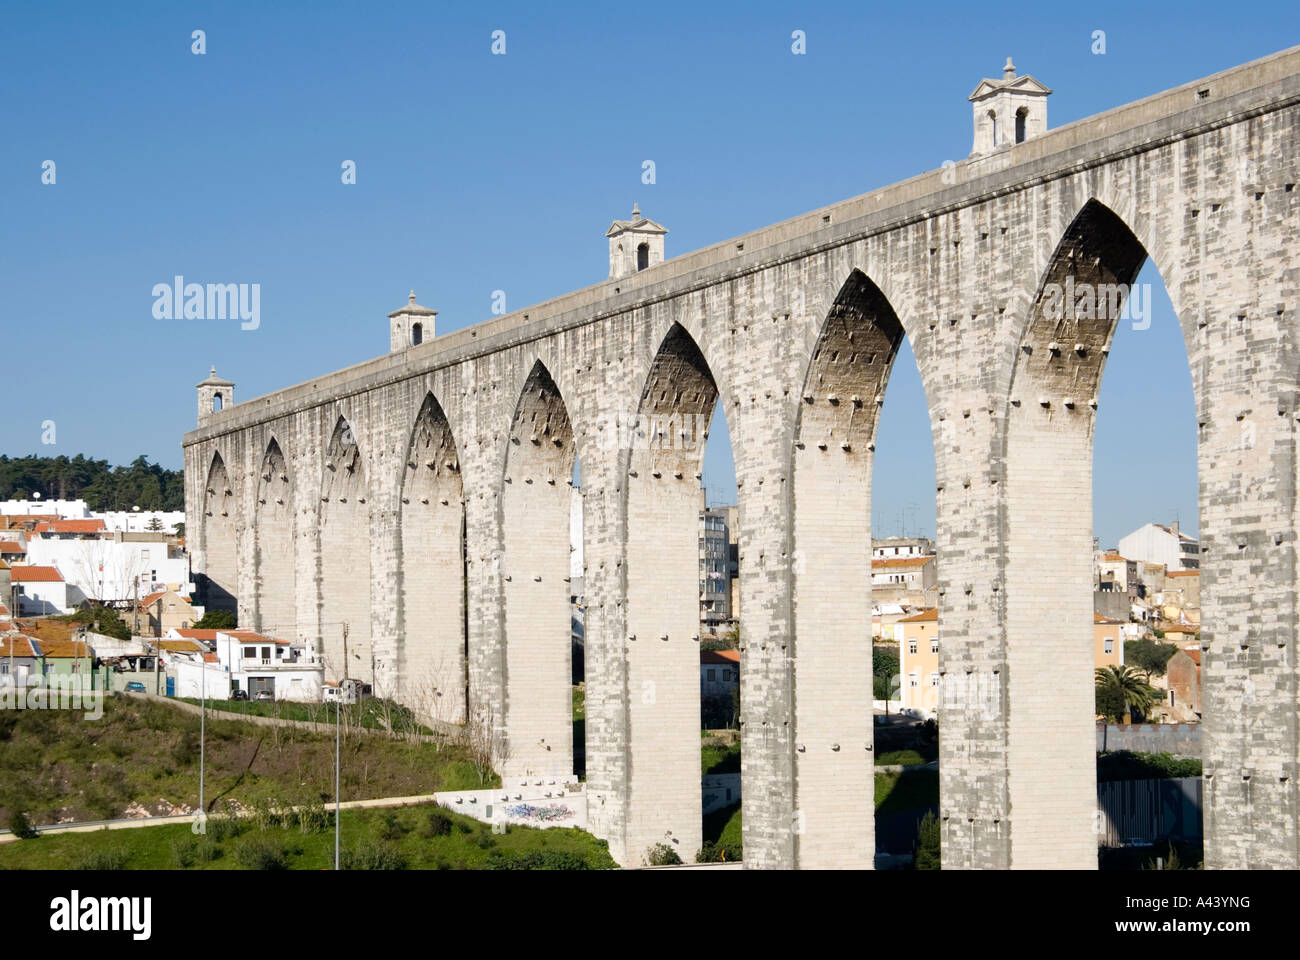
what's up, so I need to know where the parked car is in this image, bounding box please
[254,690,274,702]
[125,681,146,693]
[231,689,249,701]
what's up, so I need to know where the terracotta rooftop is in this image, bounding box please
[9,565,64,583]
[1166,570,1199,578]
[1094,614,1124,624]
[701,648,740,665]
[872,556,933,570]
[900,608,938,623]
[32,519,107,535]
[0,634,38,658]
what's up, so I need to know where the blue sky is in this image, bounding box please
[3,1,1293,545]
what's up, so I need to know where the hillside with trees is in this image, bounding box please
[0,455,183,511]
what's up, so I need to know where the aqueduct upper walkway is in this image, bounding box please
[185,46,1300,868]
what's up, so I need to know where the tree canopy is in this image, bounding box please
[1125,637,1179,678]
[0,455,183,511]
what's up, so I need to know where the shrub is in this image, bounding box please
[455,821,472,834]
[475,831,496,849]
[378,812,409,841]
[645,843,682,866]
[914,811,941,870]
[1097,750,1201,782]
[73,846,128,870]
[297,796,329,835]
[251,797,283,831]
[484,850,590,870]
[341,841,407,871]
[234,834,287,870]
[696,842,725,863]
[422,809,453,838]
[170,729,199,767]
[170,837,198,868]
[8,811,38,840]
[206,811,245,841]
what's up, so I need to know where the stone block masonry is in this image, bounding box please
[186,46,1300,868]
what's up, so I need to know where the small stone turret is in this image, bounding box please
[196,366,235,425]
[968,57,1052,155]
[388,290,438,352]
[605,204,668,279]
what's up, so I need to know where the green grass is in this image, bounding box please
[0,694,496,829]
[701,740,741,775]
[0,803,617,870]
[177,696,434,735]
[876,749,929,766]
[874,770,939,815]
[572,686,585,720]
[702,801,743,853]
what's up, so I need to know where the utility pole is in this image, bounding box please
[335,619,346,872]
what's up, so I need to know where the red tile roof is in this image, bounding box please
[872,556,933,570]
[1094,614,1124,624]
[9,565,65,583]
[0,541,26,554]
[900,608,938,623]
[33,519,107,535]
[701,649,740,665]
[0,634,38,658]
[1166,570,1199,578]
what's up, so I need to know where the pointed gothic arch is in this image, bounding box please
[398,392,466,722]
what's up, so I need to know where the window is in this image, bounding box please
[707,668,716,681]
[908,640,917,655]
[411,323,423,346]
[1015,107,1027,144]
[141,549,150,562]
[636,243,649,271]
[930,672,940,688]
[909,671,919,688]
[1104,638,1114,655]
[212,394,222,412]
[243,646,256,658]
[930,639,939,654]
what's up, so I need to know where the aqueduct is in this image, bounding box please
[185,47,1300,868]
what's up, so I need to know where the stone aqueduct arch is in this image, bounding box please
[186,48,1300,868]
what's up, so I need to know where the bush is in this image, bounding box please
[234,834,286,870]
[484,850,590,870]
[8,811,38,840]
[297,796,329,835]
[914,811,941,870]
[251,797,283,831]
[696,841,727,863]
[455,821,472,834]
[422,809,453,838]
[378,812,409,841]
[170,728,199,767]
[645,843,682,866]
[341,841,407,871]
[193,610,237,630]
[206,811,245,842]
[170,837,197,868]
[73,845,128,870]
[1097,750,1201,782]
[475,831,496,849]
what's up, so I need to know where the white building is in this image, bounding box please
[1118,522,1199,572]
[9,565,76,614]
[96,510,185,535]
[0,498,91,518]
[25,536,190,603]
[166,628,323,702]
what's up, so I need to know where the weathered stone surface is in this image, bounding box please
[185,46,1300,869]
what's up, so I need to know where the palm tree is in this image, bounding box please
[1095,665,1159,724]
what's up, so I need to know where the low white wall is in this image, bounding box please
[434,775,587,831]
